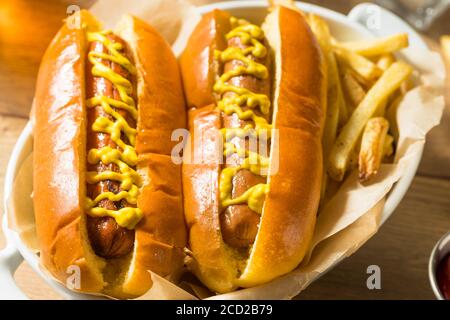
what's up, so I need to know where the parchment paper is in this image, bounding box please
[6,0,445,300]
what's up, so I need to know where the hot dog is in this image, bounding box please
[180,5,326,293]
[33,10,186,298]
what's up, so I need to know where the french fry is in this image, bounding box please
[348,147,360,172]
[308,14,347,126]
[358,117,390,182]
[386,94,404,142]
[374,99,388,117]
[334,47,382,82]
[328,62,413,181]
[346,67,373,89]
[336,33,409,57]
[383,134,394,157]
[440,36,450,64]
[308,14,341,200]
[377,54,395,71]
[335,60,349,127]
[308,14,332,52]
[341,68,366,109]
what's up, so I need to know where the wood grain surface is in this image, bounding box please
[0,0,449,300]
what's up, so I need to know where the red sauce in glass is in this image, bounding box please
[437,253,450,300]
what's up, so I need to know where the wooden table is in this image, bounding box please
[0,0,449,300]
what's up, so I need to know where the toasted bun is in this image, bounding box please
[236,5,326,288]
[180,6,326,292]
[33,11,186,299]
[183,105,238,293]
[179,9,231,109]
[180,8,239,293]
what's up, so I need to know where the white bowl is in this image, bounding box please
[1,1,428,299]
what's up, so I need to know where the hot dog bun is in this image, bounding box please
[180,5,326,293]
[33,10,186,299]
[180,9,231,109]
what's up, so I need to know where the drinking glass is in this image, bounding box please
[375,0,450,30]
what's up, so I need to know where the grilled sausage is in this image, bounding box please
[86,33,136,259]
[219,30,272,248]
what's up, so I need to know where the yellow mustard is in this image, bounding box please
[215,18,272,214]
[85,30,142,229]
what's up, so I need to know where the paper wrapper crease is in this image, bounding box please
[5,0,445,300]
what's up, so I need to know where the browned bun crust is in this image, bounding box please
[33,11,186,299]
[182,105,238,293]
[237,5,326,288]
[180,5,326,292]
[179,9,231,109]
[112,15,187,298]
[33,11,105,293]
